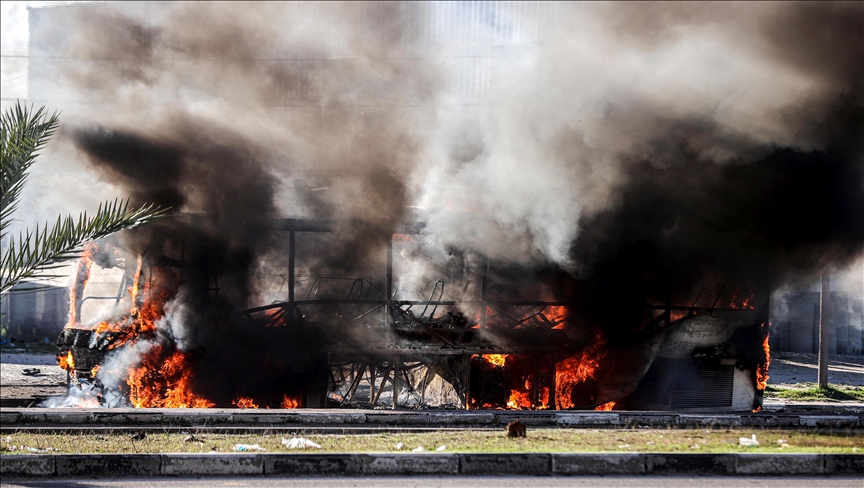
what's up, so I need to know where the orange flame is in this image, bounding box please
[482,354,507,367]
[58,350,75,372]
[281,395,300,409]
[129,255,143,316]
[506,390,532,410]
[755,327,770,390]
[66,243,97,328]
[555,334,608,410]
[127,347,214,408]
[545,306,568,329]
[594,401,615,411]
[232,397,259,409]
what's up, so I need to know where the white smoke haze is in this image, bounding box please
[12,2,864,306]
[95,339,154,395]
[156,292,193,352]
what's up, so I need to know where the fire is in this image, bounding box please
[594,401,615,411]
[281,395,300,409]
[65,243,97,328]
[755,325,770,390]
[232,397,259,409]
[58,350,74,372]
[127,347,214,408]
[555,333,608,409]
[506,390,532,410]
[482,354,507,367]
[129,255,143,315]
[545,306,568,329]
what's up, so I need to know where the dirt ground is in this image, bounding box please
[1,347,861,405]
[0,350,68,404]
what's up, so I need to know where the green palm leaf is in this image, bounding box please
[1,101,169,293]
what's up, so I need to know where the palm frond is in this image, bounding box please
[1,198,169,293]
[1,101,60,241]
[1,101,170,294]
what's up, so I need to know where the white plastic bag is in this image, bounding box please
[738,434,759,447]
[282,437,322,449]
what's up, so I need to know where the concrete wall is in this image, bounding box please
[1,283,68,342]
[771,289,864,356]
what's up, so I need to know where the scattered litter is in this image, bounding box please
[412,446,426,452]
[234,444,266,452]
[395,442,404,450]
[617,444,630,449]
[646,441,655,445]
[181,431,190,435]
[690,444,700,449]
[435,445,446,452]
[282,437,321,450]
[658,435,664,438]
[22,368,41,376]
[183,435,199,443]
[739,434,759,447]
[26,447,54,453]
[4,436,10,443]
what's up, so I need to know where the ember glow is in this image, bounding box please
[281,395,300,409]
[594,401,615,411]
[545,306,568,329]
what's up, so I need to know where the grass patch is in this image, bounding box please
[1,428,860,455]
[765,383,864,402]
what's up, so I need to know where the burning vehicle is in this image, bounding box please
[54,218,772,412]
[17,2,859,411]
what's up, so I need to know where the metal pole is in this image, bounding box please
[818,268,831,389]
[392,356,400,410]
[288,230,295,323]
[480,254,489,339]
[385,235,393,328]
[463,355,471,410]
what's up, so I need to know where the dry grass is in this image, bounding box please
[1,428,860,455]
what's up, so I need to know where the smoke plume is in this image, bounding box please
[22,2,864,402]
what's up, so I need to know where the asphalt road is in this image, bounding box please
[2,477,862,488]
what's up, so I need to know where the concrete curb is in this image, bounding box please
[2,453,862,477]
[2,408,862,429]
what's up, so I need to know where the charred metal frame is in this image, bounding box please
[237,219,766,410]
[57,218,768,411]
